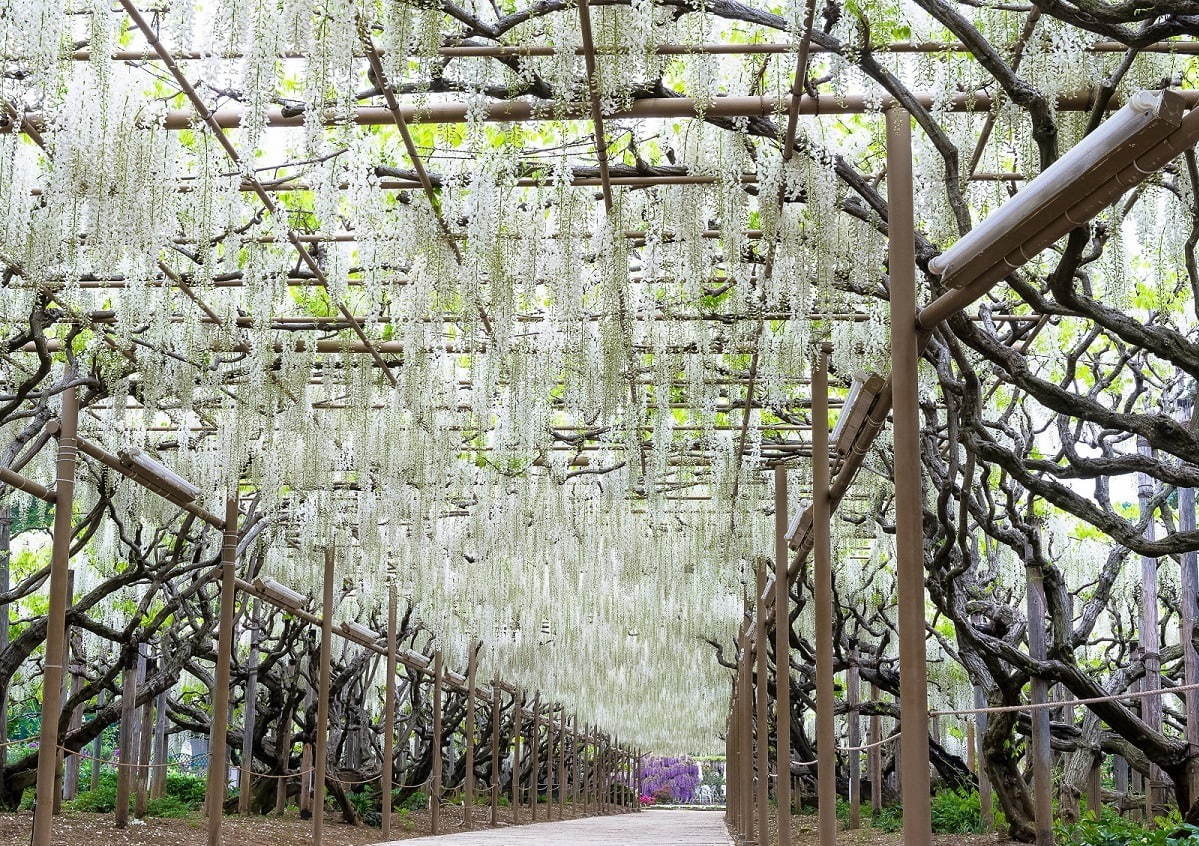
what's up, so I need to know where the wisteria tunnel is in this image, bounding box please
[3,0,1199,844]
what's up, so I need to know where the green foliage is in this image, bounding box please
[347,785,380,827]
[399,789,428,812]
[143,795,194,818]
[65,769,207,817]
[66,773,120,813]
[163,772,206,806]
[1057,808,1199,845]
[868,791,990,835]
[871,803,903,833]
[930,789,986,834]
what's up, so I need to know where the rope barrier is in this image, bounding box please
[56,746,173,769]
[931,680,1199,717]
[243,767,315,780]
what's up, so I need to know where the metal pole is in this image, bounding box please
[464,640,477,830]
[310,545,335,846]
[813,342,836,846]
[774,463,792,846]
[431,650,444,835]
[32,384,78,846]
[203,497,239,846]
[886,105,933,846]
[381,585,397,838]
[753,559,769,842]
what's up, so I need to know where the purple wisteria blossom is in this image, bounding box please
[637,755,701,804]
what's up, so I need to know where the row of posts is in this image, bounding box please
[28,385,641,846]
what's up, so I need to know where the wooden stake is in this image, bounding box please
[134,651,154,818]
[530,697,541,820]
[511,692,523,824]
[310,545,334,846]
[205,497,240,846]
[32,384,78,846]
[753,559,769,841]
[886,106,933,846]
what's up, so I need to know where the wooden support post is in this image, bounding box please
[886,105,933,846]
[738,628,755,844]
[206,497,239,846]
[431,650,444,835]
[1026,564,1054,846]
[489,678,500,827]
[869,684,882,814]
[813,343,836,846]
[0,506,9,776]
[753,559,769,842]
[511,691,523,824]
[973,682,993,830]
[115,648,139,829]
[382,585,397,837]
[150,689,168,798]
[92,686,106,792]
[310,545,335,846]
[557,715,566,818]
[774,463,792,845]
[847,660,861,830]
[238,599,261,815]
[1180,410,1199,796]
[63,641,84,802]
[1137,441,1165,818]
[134,651,154,818]
[463,639,477,830]
[530,697,541,820]
[299,742,312,817]
[32,384,78,846]
[1088,755,1103,817]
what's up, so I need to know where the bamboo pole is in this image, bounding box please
[310,546,335,846]
[11,89,1192,134]
[205,497,240,846]
[813,342,836,846]
[31,384,77,846]
[463,641,477,830]
[886,106,933,846]
[753,559,769,841]
[381,585,397,838]
[773,463,792,845]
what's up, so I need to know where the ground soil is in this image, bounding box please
[0,803,591,845]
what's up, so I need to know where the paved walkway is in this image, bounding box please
[372,810,732,845]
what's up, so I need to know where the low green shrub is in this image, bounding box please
[1057,808,1199,845]
[930,788,985,834]
[144,795,194,818]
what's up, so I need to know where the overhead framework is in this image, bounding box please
[5,0,1199,843]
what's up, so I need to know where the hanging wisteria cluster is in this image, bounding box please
[3,0,1199,763]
